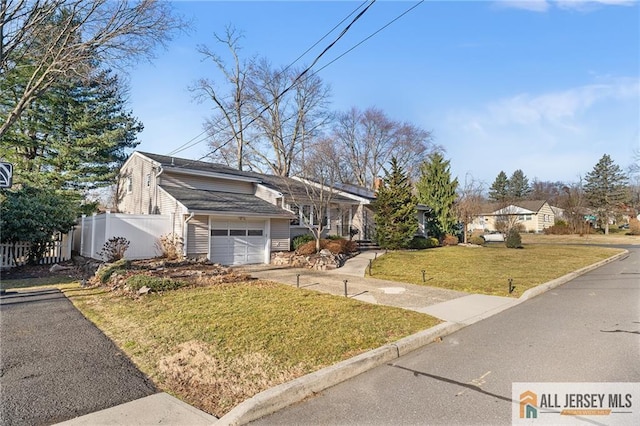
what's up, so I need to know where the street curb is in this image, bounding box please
[519,249,629,301]
[215,322,464,426]
[216,249,629,426]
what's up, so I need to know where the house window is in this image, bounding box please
[127,176,133,193]
[518,214,532,221]
[290,205,300,226]
[146,173,151,187]
[287,204,326,227]
[302,205,312,226]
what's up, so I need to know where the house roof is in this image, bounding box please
[160,185,294,218]
[139,151,260,181]
[481,200,549,215]
[138,151,358,205]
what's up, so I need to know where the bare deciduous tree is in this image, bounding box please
[329,106,436,190]
[560,180,589,234]
[455,174,485,243]
[192,26,254,170]
[0,0,183,139]
[245,59,331,176]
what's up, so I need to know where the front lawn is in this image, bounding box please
[369,244,624,297]
[62,281,438,417]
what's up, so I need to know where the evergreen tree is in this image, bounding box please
[488,171,509,202]
[584,154,628,235]
[416,152,459,239]
[371,157,418,249]
[0,186,78,264]
[507,169,531,200]
[0,64,142,192]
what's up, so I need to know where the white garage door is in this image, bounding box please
[210,219,266,265]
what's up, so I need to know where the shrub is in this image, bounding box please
[544,223,571,235]
[291,234,315,251]
[126,274,184,293]
[505,229,523,249]
[97,236,130,262]
[441,234,459,246]
[629,218,640,236]
[96,258,131,284]
[409,236,439,249]
[157,233,184,260]
[296,238,358,255]
[468,235,485,246]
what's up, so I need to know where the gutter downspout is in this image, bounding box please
[183,212,195,257]
[154,165,164,214]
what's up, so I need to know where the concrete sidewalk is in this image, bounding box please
[249,250,519,326]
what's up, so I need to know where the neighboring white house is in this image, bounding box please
[470,200,556,233]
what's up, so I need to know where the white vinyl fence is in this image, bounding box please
[0,233,72,268]
[77,212,173,261]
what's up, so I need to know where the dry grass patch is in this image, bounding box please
[64,280,437,417]
[369,244,624,297]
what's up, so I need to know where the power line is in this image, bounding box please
[175,0,379,167]
[165,1,370,157]
[175,0,424,169]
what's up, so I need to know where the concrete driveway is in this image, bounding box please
[0,288,157,426]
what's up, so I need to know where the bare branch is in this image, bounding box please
[1,0,185,138]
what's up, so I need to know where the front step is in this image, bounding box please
[357,240,381,251]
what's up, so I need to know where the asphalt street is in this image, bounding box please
[0,288,157,426]
[253,246,640,425]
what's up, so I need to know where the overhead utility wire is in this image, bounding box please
[176,0,379,167]
[165,1,370,157]
[175,0,425,169]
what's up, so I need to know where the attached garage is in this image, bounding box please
[210,219,267,265]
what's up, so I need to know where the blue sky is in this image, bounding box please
[128,0,639,187]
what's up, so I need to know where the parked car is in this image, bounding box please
[482,232,505,242]
[619,223,629,230]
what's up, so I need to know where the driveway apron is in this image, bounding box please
[0,288,156,426]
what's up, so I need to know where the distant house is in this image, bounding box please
[469,200,555,233]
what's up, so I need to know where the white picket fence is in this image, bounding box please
[77,212,173,261]
[0,233,73,268]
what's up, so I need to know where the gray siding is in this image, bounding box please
[118,154,156,214]
[186,215,209,258]
[162,173,254,194]
[255,185,280,205]
[270,218,290,251]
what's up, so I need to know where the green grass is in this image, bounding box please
[369,244,624,297]
[63,281,438,416]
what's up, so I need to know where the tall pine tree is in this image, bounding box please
[416,152,459,239]
[584,154,628,235]
[507,169,531,200]
[489,171,509,202]
[371,157,417,249]
[0,66,142,192]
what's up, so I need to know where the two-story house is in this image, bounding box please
[117,152,370,265]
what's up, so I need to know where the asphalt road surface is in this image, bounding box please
[254,246,640,425]
[0,288,157,426]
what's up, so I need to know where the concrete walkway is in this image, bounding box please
[248,250,519,326]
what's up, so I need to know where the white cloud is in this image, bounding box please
[494,0,551,12]
[494,0,637,13]
[485,78,639,126]
[556,0,637,10]
[442,77,639,183]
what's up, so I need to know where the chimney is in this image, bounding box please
[374,177,383,192]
